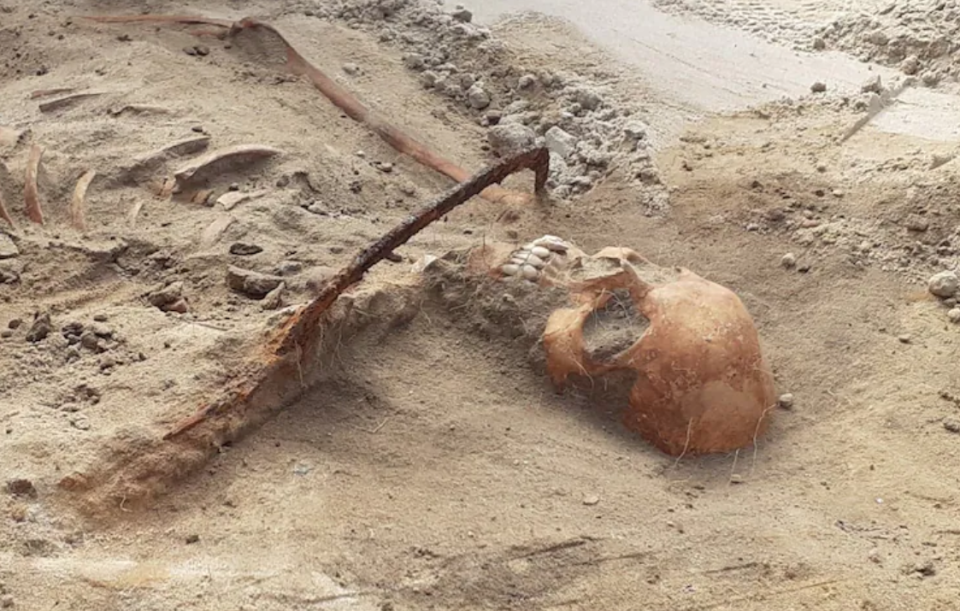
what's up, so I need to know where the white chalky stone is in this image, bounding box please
[521,264,539,280]
[501,263,519,276]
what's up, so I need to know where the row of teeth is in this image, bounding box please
[501,235,570,281]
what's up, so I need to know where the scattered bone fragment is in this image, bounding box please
[217,189,266,210]
[127,199,144,226]
[173,144,282,188]
[38,92,104,113]
[29,87,76,99]
[135,135,211,171]
[158,177,177,198]
[199,215,235,247]
[411,255,438,274]
[107,104,171,117]
[24,144,44,224]
[117,136,212,187]
[190,189,215,205]
[70,170,95,231]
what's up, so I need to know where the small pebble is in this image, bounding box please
[861,75,883,94]
[901,55,920,76]
[80,331,102,352]
[582,494,600,506]
[575,88,603,111]
[229,243,263,256]
[730,474,744,484]
[69,415,91,431]
[276,260,303,276]
[185,534,200,544]
[342,63,360,75]
[898,334,912,344]
[915,561,936,577]
[778,393,795,410]
[810,81,827,93]
[928,270,959,299]
[451,7,473,22]
[948,308,960,323]
[90,322,112,338]
[521,265,539,281]
[403,54,425,71]
[518,74,537,89]
[25,313,52,343]
[780,253,797,269]
[943,418,960,433]
[466,83,491,110]
[501,264,519,276]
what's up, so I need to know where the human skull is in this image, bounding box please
[419,235,777,457]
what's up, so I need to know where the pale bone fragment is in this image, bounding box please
[24,144,44,225]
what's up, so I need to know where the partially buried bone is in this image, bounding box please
[24,143,44,224]
[417,236,777,457]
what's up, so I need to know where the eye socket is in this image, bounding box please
[582,288,649,363]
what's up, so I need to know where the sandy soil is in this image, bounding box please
[3,1,960,610]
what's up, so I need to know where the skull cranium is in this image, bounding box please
[421,235,777,457]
